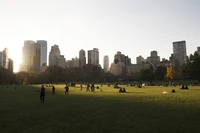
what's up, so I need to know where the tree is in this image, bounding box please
[182,52,200,81]
[140,68,154,81]
[155,66,166,80]
[165,66,174,80]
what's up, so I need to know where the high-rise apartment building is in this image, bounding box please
[79,49,86,67]
[49,45,65,68]
[37,40,47,66]
[103,55,109,73]
[136,55,144,64]
[88,48,99,66]
[147,50,160,67]
[114,51,125,64]
[173,41,187,66]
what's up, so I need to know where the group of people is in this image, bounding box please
[39,84,69,103]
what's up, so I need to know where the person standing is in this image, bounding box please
[52,85,55,95]
[40,85,45,103]
[65,85,69,95]
[80,83,83,91]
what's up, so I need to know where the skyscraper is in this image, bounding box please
[88,48,99,66]
[79,49,86,67]
[36,40,47,66]
[21,40,35,71]
[0,51,3,67]
[173,41,187,66]
[49,45,66,68]
[8,58,14,72]
[103,55,109,73]
[2,48,9,69]
[20,40,41,72]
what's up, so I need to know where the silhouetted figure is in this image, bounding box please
[171,89,176,93]
[65,85,69,95]
[185,85,189,89]
[52,85,55,95]
[80,83,83,91]
[91,83,95,92]
[86,84,90,92]
[122,88,126,92]
[181,84,185,89]
[40,85,45,103]
[119,88,126,93]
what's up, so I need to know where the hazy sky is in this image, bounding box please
[0,0,200,72]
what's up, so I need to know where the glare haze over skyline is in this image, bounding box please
[0,0,200,72]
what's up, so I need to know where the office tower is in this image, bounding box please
[79,49,86,67]
[21,40,35,71]
[36,40,47,66]
[20,40,41,72]
[136,55,144,64]
[2,48,9,69]
[173,41,187,66]
[88,48,99,66]
[103,55,109,73]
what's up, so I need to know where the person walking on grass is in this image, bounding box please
[52,85,55,95]
[40,85,45,103]
[65,85,69,95]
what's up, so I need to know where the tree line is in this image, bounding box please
[0,52,200,85]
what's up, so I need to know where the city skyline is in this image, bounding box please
[1,0,200,72]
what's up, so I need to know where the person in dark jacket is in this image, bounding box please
[40,85,45,103]
[52,85,55,95]
[65,85,69,95]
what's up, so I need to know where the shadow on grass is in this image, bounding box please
[0,85,200,133]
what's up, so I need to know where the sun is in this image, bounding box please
[8,44,22,73]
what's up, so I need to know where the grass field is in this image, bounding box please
[0,84,200,133]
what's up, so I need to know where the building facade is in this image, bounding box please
[147,50,160,67]
[2,48,9,69]
[173,41,187,66]
[103,55,109,73]
[88,48,99,66]
[0,52,3,67]
[79,49,86,67]
[49,45,66,68]
[136,55,144,64]
[36,40,47,66]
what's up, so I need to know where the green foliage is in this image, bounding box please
[155,66,167,80]
[0,67,15,84]
[183,52,200,81]
[140,68,154,81]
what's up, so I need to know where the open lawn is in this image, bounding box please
[0,84,200,133]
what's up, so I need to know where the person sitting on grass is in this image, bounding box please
[171,89,176,93]
[119,88,126,93]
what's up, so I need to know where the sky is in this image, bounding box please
[0,0,200,72]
